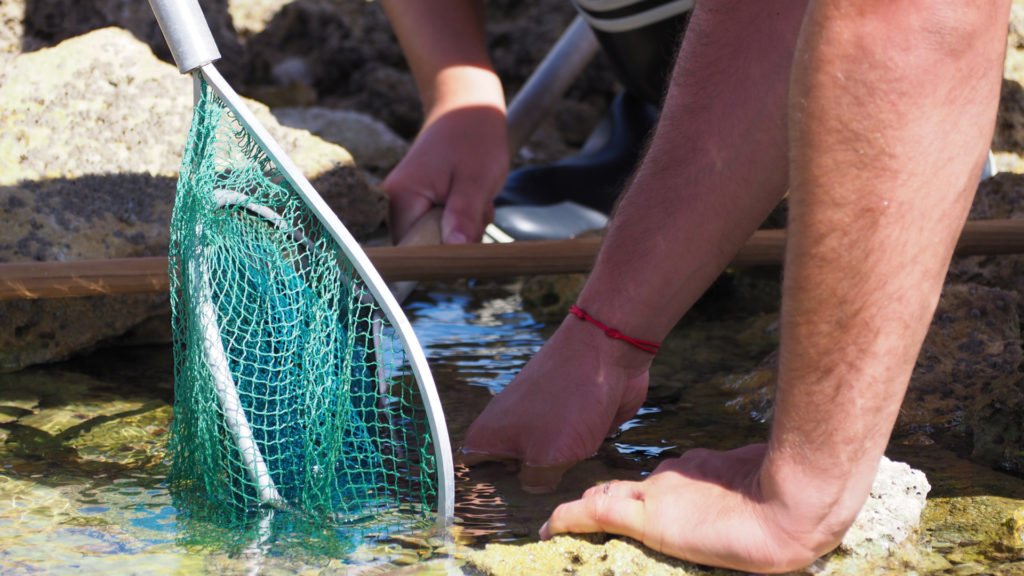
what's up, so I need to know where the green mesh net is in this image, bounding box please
[167,76,438,527]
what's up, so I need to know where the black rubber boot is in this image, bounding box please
[496,1,690,216]
[496,91,659,215]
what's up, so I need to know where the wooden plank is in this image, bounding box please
[1,219,1022,301]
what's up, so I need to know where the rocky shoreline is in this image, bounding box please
[5,1,1024,574]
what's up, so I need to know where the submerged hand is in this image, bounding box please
[460,315,653,493]
[540,444,842,573]
[383,105,508,244]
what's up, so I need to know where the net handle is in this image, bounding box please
[148,0,221,74]
[198,63,456,524]
[193,255,285,507]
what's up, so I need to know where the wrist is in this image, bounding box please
[757,448,868,560]
[557,309,655,375]
[422,66,506,125]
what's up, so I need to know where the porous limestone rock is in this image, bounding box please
[902,283,1023,435]
[725,283,1024,448]
[518,273,587,322]
[467,458,929,576]
[0,0,21,56]
[273,106,409,175]
[0,28,382,223]
[9,0,245,77]
[836,458,931,556]
[0,28,384,371]
[226,0,292,39]
[467,535,707,576]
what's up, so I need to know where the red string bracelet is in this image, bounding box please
[569,304,661,355]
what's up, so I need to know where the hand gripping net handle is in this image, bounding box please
[149,0,455,524]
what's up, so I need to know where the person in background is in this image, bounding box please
[380,0,690,244]
[383,0,1011,572]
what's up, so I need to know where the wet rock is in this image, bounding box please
[723,349,778,423]
[104,312,173,347]
[0,28,384,371]
[467,535,707,576]
[467,458,928,576]
[0,475,72,522]
[0,370,147,437]
[972,374,1024,474]
[0,368,170,472]
[922,488,1024,571]
[518,274,587,323]
[1003,507,1024,550]
[0,296,171,372]
[68,405,171,468]
[273,106,409,175]
[902,283,1023,435]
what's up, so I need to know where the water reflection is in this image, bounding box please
[6,281,1018,573]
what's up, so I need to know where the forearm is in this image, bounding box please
[576,0,806,348]
[380,0,505,121]
[763,0,1010,550]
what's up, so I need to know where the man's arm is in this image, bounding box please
[461,0,803,493]
[541,0,1011,571]
[762,0,1011,546]
[379,0,508,243]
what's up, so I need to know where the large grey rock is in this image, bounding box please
[0,28,385,371]
[7,0,245,77]
[273,106,409,175]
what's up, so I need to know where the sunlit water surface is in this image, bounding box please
[2,281,1023,574]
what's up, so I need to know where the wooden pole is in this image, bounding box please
[1,220,1023,301]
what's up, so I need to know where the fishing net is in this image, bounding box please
[167,76,438,525]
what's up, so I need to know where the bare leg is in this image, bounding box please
[461,0,809,492]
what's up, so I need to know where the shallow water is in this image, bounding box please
[2,281,1024,574]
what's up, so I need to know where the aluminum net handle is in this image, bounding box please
[147,0,221,73]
